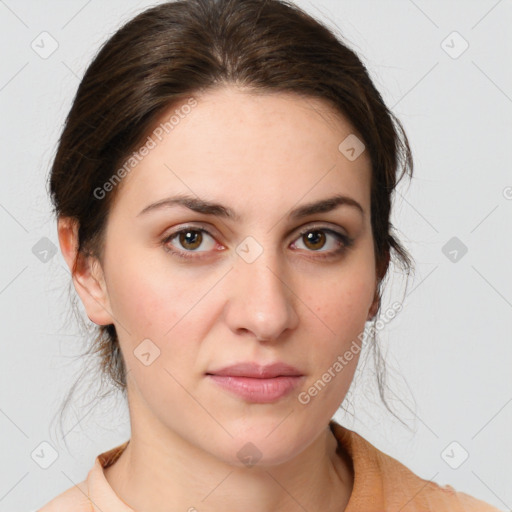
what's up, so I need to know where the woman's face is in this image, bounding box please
[68,86,380,465]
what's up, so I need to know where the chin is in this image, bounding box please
[212,440,302,469]
[201,419,308,469]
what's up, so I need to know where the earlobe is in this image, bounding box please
[57,217,114,326]
[367,290,380,320]
[367,249,390,320]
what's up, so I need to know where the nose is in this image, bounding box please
[224,245,299,343]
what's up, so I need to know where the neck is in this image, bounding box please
[104,419,353,512]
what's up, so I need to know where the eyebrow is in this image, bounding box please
[137,193,364,220]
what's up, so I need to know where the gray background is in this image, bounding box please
[0,0,511,510]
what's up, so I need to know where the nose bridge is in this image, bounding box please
[227,234,298,340]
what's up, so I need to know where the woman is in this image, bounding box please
[38,0,502,510]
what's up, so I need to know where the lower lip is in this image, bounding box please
[206,375,304,403]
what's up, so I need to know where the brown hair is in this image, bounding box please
[48,0,414,437]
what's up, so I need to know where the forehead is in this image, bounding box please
[111,86,372,219]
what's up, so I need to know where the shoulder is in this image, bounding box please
[329,421,504,512]
[401,476,504,511]
[440,485,505,512]
[37,479,91,511]
[376,446,500,510]
[36,441,129,512]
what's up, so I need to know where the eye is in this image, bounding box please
[291,226,353,258]
[162,224,354,261]
[162,226,218,260]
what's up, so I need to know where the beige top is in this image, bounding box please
[38,420,503,511]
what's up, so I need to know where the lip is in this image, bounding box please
[206,362,304,403]
[207,362,303,378]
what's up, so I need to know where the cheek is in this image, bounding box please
[105,243,190,331]
[109,264,209,418]
[104,251,210,372]
[308,286,370,377]
[308,262,376,341]
[299,265,375,403]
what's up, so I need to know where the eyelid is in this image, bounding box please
[293,221,348,237]
[162,222,218,239]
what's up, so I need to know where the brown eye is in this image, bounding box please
[163,227,217,258]
[302,230,327,251]
[293,227,350,255]
[178,230,203,250]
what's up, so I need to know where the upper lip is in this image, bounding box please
[206,362,303,378]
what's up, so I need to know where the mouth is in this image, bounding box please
[205,361,305,403]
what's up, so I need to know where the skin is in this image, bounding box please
[58,85,385,511]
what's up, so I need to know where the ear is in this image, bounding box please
[57,217,114,326]
[367,291,380,321]
[367,248,390,320]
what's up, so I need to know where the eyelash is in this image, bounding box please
[161,224,354,262]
